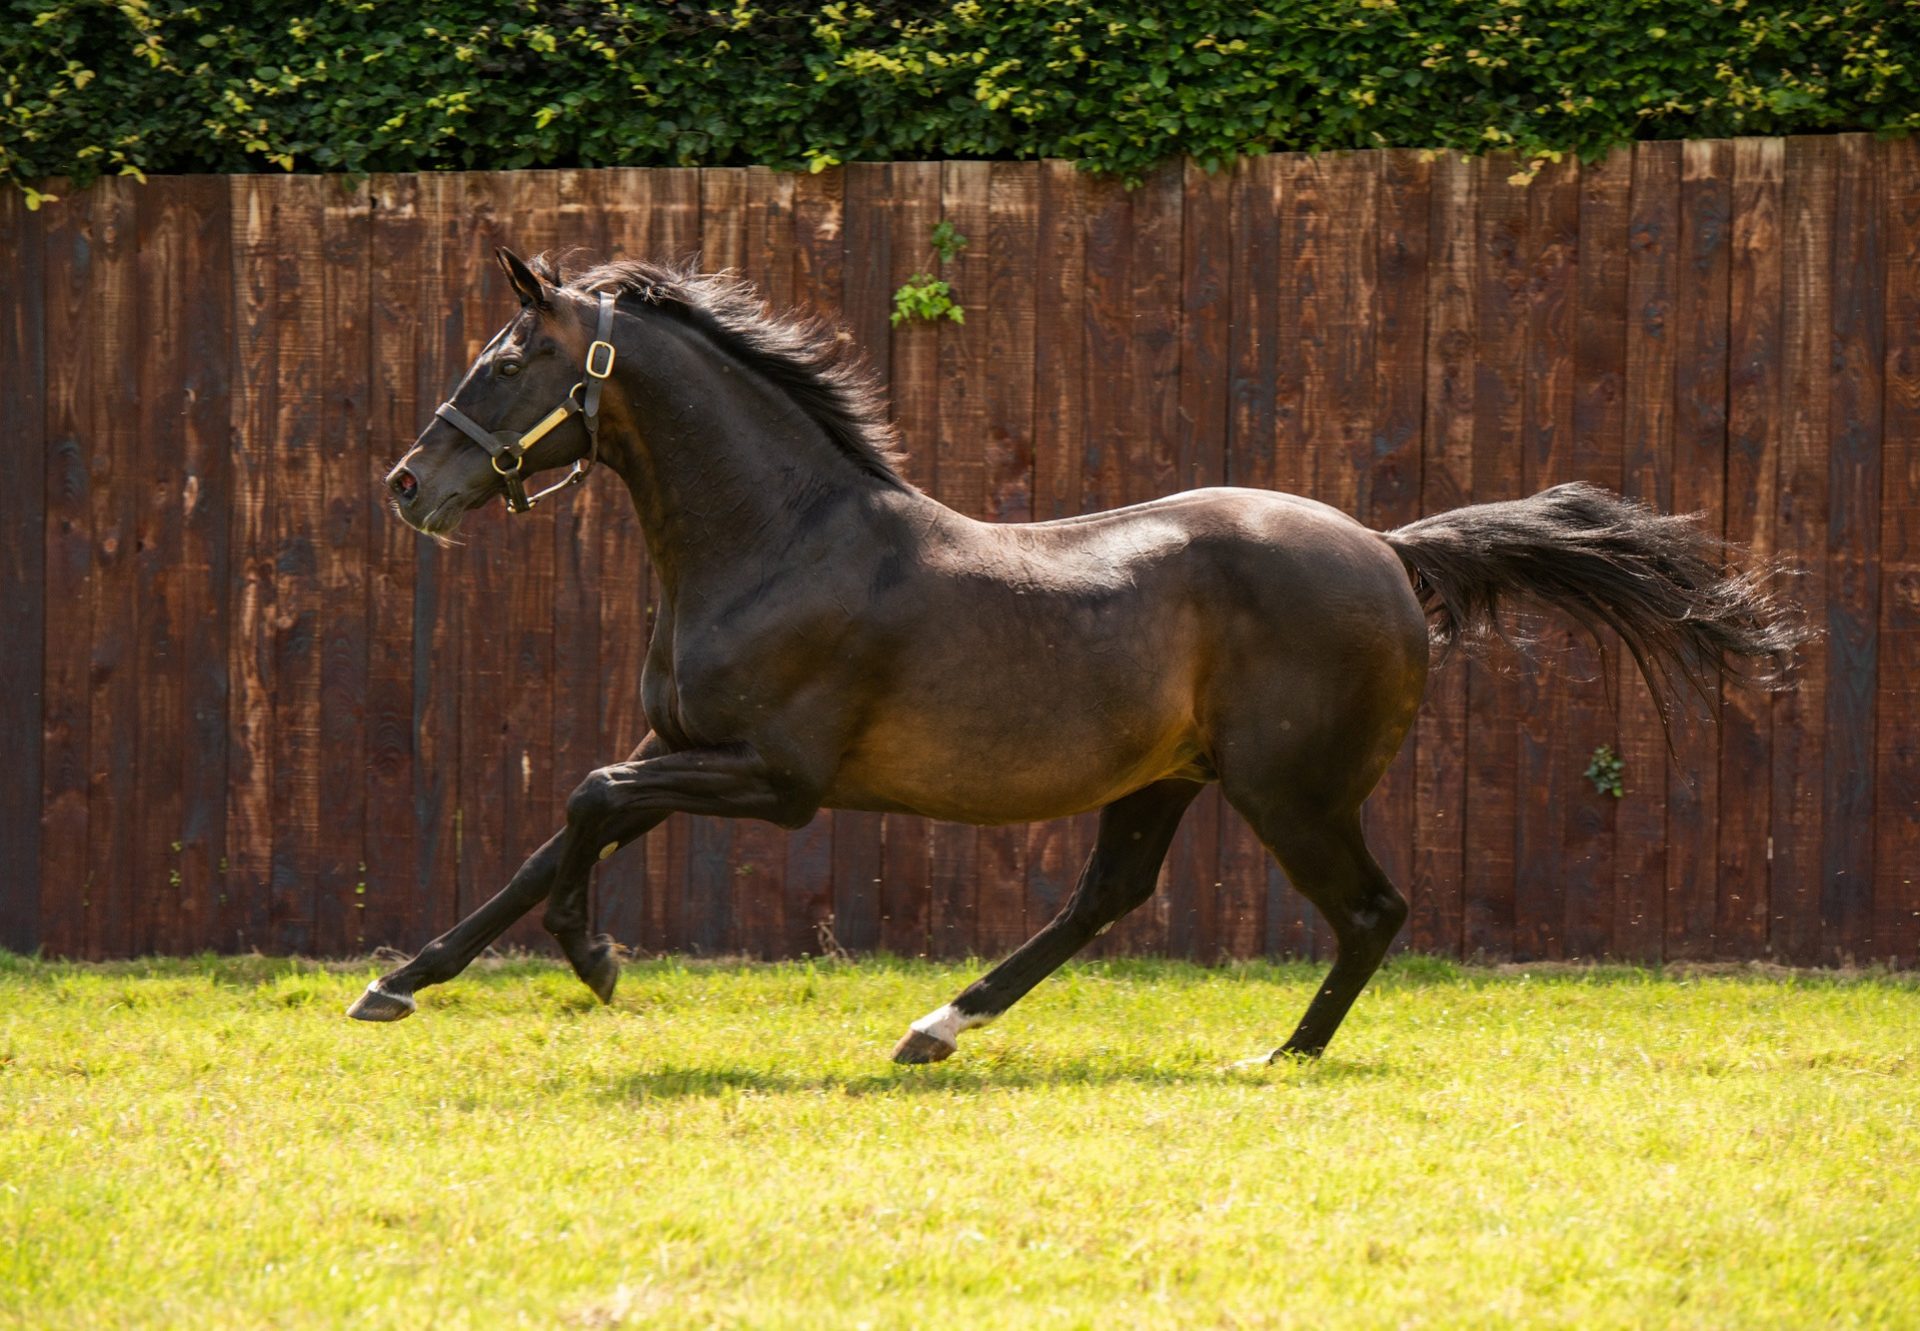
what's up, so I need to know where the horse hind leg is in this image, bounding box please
[1229,793,1408,1059]
[892,779,1200,1064]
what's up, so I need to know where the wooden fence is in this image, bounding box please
[1,136,1914,966]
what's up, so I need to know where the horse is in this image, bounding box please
[351,247,1800,1064]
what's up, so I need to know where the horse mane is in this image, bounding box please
[534,253,910,488]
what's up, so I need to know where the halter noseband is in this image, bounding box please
[433,290,617,514]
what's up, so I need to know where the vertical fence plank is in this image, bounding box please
[1218,154,1280,960]
[1823,133,1883,962]
[39,185,92,957]
[316,179,372,953]
[1170,159,1232,960]
[595,167,660,950]
[1666,141,1733,961]
[1463,154,1527,961]
[1514,159,1579,962]
[1719,139,1784,958]
[879,160,943,958]
[1563,147,1632,960]
[0,188,46,954]
[81,177,140,959]
[548,168,608,951]
[1412,152,1476,958]
[785,166,844,956]
[1615,142,1681,960]
[1367,149,1430,946]
[365,174,427,949]
[926,161,992,960]
[1113,161,1182,957]
[1771,137,1834,965]
[975,160,1039,960]
[1025,160,1091,947]
[833,163,892,953]
[132,180,189,956]
[1878,135,1920,964]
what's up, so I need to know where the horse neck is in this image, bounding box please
[596,316,895,592]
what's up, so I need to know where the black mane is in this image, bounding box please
[538,254,909,487]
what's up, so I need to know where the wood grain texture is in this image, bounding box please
[1615,142,1681,961]
[1411,152,1476,959]
[1719,139,1784,958]
[0,187,46,954]
[1771,137,1835,965]
[1514,159,1579,962]
[1876,135,1920,964]
[1564,147,1631,960]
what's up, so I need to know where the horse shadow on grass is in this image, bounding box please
[592,1053,1398,1102]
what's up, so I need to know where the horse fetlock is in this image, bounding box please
[892,1002,991,1064]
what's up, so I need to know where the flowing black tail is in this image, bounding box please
[1383,483,1808,725]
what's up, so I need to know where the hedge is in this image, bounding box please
[4,0,1915,201]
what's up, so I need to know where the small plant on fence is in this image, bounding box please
[891,221,967,327]
[1585,744,1626,798]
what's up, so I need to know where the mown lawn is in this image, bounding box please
[1,952,1916,1329]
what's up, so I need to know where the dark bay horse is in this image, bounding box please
[352,248,1799,1063]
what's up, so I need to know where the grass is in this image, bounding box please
[1,952,1917,1330]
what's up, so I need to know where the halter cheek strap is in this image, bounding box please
[433,290,618,514]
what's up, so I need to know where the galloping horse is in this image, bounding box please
[353,249,1798,1063]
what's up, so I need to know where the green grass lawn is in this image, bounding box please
[2,952,1916,1330]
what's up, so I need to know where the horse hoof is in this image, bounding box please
[584,944,619,1005]
[891,1028,956,1065]
[346,982,417,1023]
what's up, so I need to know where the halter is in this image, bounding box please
[433,290,617,514]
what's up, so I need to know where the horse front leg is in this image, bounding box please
[350,744,812,1021]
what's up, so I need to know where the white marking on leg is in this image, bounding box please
[909,1003,991,1050]
[364,980,416,1013]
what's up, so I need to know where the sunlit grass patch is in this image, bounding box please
[1,952,1916,1329]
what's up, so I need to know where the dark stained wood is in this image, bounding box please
[315,179,373,954]
[132,180,189,956]
[1877,135,1920,964]
[1770,137,1835,964]
[1463,153,1527,961]
[830,164,891,953]
[1367,149,1430,946]
[177,177,235,954]
[1615,141,1682,961]
[1666,141,1733,961]
[595,167,662,950]
[364,173,428,950]
[0,188,46,954]
[1411,152,1476,958]
[929,160,990,959]
[1718,139,1784,957]
[38,184,92,958]
[1822,134,1883,962]
[973,161,1039,960]
[1514,159,1580,962]
[1024,160,1092,947]
[1564,147,1632,960]
[879,159,941,958]
[1218,153,1281,959]
[1169,159,1232,959]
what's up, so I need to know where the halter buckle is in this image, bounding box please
[585,340,616,380]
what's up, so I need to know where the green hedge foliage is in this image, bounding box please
[5,0,1915,200]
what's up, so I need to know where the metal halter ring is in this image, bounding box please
[491,452,524,477]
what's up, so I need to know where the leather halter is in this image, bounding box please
[434,291,617,514]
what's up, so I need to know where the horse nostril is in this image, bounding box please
[390,468,419,503]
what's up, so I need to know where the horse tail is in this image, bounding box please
[1381,482,1808,727]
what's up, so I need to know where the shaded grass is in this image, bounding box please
[1,952,1917,1329]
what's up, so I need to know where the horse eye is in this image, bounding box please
[497,361,521,378]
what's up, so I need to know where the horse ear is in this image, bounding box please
[496,247,551,311]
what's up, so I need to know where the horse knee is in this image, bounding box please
[566,767,619,829]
